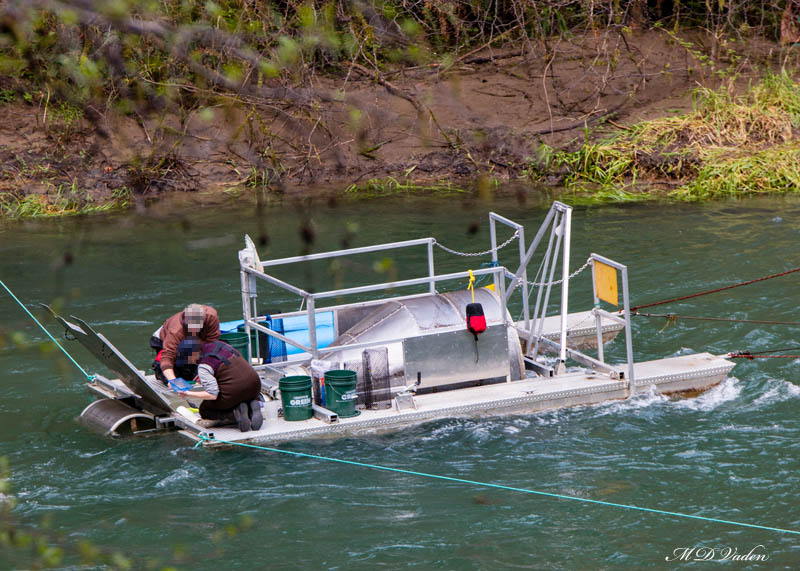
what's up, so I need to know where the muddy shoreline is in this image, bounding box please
[0,30,790,212]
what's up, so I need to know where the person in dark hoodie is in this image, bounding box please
[150,303,220,384]
[175,338,263,432]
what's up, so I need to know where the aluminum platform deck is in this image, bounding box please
[68,204,739,445]
[172,352,734,447]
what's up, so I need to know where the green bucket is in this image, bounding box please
[236,325,260,358]
[324,369,361,418]
[220,332,249,360]
[279,375,313,421]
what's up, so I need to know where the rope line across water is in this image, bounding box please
[194,434,800,536]
[630,266,800,313]
[0,279,93,381]
[728,352,800,360]
[633,312,800,327]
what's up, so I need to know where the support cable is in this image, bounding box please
[193,434,799,536]
[630,267,800,313]
[633,312,800,327]
[0,279,93,381]
[728,351,800,360]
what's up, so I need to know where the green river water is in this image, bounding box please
[0,192,798,568]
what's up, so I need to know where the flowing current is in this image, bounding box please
[0,193,798,567]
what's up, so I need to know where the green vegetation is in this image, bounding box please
[0,1,798,214]
[345,176,467,197]
[675,143,800,200]
[544,71,800,201]
[0,185,131,218]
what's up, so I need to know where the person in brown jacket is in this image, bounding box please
[150,304,220,383]
[175,339,263,432]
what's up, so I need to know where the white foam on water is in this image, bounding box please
[753,378,800,406]
[155,468,193,488]
[534,410,569,425]
[672,347,696,357]
[673,376,741,411]
[420,420,464,441]
[591,385,668,417]
[674,449,714,460]
[78,449,108,459]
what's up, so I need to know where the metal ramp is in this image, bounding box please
[42,305,172,415]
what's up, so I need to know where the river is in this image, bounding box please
[0,191,798,568]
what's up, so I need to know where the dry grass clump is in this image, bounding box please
[673,143,800,201]
[556,71,800,199]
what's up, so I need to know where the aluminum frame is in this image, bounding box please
[240,237,506,365]
[590,253,636,393]
[238,202,635,387]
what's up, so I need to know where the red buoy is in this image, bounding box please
[466,302,487,340]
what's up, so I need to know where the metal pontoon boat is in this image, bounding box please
[50,202,735,447]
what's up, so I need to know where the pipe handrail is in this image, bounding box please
[260,237,435,267]
[310,267,502,301]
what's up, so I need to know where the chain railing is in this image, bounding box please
[523,257,592,288]
[433,230,520,257]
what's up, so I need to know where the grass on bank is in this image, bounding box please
[545,71,800,201]
[673,143,800,200]
[0,187,132,218]
[345,176,468,198]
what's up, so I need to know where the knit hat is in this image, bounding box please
[176,338,202,366]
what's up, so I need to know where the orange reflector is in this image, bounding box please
[594,261,618,306]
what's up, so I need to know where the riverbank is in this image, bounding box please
[1,26,798,216]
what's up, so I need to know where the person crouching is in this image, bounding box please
[150,303,221,385]
[177,339,263,432]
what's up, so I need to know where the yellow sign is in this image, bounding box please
[594,261,618,306]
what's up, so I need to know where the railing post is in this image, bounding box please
[427,239,436,294]
[621,265,635,395]
[496,266,507,324]
[490,217,499,293]
[240,265,256,362]
[590,258,605,365]
[307,296,318,360]
[589,253,635,394]
[557,208,572,374]
[518,226,529,330]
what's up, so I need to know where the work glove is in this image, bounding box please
[169,377,195,392]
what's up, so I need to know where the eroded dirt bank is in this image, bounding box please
[0,30,788,207]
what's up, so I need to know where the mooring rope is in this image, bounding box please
[194,434,799,536]
[633,311,800,327]
[0,279,93,381]
[630,266,800,313]
[728,351,800,360]
[736,346,800,355]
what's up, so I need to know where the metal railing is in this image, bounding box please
[239,236,506,363]
[239,203,636,395]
